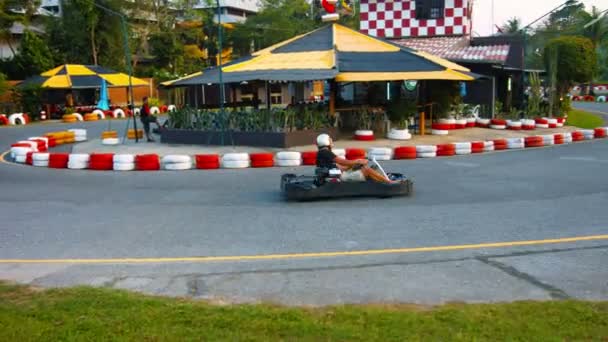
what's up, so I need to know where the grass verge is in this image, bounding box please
[1,282,607,340]
[567,109,605,129]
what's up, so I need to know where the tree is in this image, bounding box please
[0,0,41,55]
[580,6,608,49]
[499,17,522,34]
[544,36,597,97]
[0,72,8,97]
[13,30,54,78]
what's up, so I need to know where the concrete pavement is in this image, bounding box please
[0,121,607,305]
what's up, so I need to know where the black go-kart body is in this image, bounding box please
[281,162,413,201]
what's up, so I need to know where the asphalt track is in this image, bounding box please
[0,120,607,305]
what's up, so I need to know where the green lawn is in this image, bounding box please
[567,109,605,129]
[1,282,607,341]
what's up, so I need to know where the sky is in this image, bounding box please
[472,0,608,36]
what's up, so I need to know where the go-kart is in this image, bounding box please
[281,158,413,201]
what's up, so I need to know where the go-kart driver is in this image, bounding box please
[316,134,396,184]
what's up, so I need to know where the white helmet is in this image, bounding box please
[316,133,331,147]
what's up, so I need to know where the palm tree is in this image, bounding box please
[499,17,522,34]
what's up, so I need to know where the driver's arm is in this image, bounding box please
[334,156,367,168]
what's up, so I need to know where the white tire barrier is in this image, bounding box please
[418,152,437,158]
[150,106,160,115]
[536,123,549,128]
[113,109,126,119]
[439,118,456,125]
[73,113,84,121]
[476,118,490,125]
[597,96,606,102]
[165,162,192,171]
[454,142,472,155]
[581,129,595,140]
[507,137,524,149]
[113,162,135,171]
[455,118,467,127]
[490,124,506,130]
[68,154,89,169]
[507,120,522,128]
[102,138,120,145]
[368,147,393,161]
[387,129,412,140]
[28,137,49,148]
[222,160,250,169]
[431,129,449,135]
[113,154,135,164]
[11,146,33,159]
[168,105,177,112]
[466,117,476,124]
[542,135,555,146]
[33,160,49,167]
[134,108,141,116]
[332,148,346,159]
[562,132,573,144]
[8,113,25,125]
[32,153,50,162]
[16,141,38,150]
[483,141,495,152]
[68,161,88,170]
[546,118,558,124]
[276,151,302,167]
[416,145,437,153]
[68,129,87,142]
[15,155,27,163]
[92,109,105,120]
[276,159,302,167]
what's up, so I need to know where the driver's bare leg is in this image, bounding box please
[361,166,393,184]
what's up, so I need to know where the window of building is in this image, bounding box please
[415,0,445,20]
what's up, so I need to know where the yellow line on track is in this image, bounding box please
[1,234,607,264]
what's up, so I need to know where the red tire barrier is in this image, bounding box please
[135,154,160,171]
[556,118,565,124]
[251,160,275,168]
[345,148,366,160]
[522,124,535,130]
[0,115,7,125]
[47,137,57,148]
[584,95,595,102]
[507,126,522,131]
[432,123,452,130]
[491,119,507,126]
[493,139,508,150]
[466,122,476,128]
[524,136,543,147]
[22,113,30,124]
[454,123,466,129]
[160,105,168,113]
[11,143,32,148]
[572,131,585,141]
[554,134,564,145]
[594,128,606,138]
[195,154,220,169]
[48,153,69,169]
[301,151,317,165]
[535,118,548,124]
[436,144,456,157]
[394,146,417,160]
[25,151,33,165]
[89,153,114,170]
[471,141,484,153]
[354,135,374,141]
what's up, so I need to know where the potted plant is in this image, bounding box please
[386,98,415,140]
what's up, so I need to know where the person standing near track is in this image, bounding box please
[140,97,162,142]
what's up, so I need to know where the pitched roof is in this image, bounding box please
[392,36,511,64]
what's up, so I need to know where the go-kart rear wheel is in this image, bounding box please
[281,173,297,191]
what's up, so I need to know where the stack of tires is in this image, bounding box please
[493,139,508,151]
[466,117,476,128]
[490,119,507,130]
[571,131,585,142]
[593,128,606,139]
[367,147,393,161]
[506,120,522,130]
[62,114,78,123]
[195,154,220,169]
[32,152,49,167]
[431,123,450,135]
[562,132,573,144]
[542,134,555,146]
[68,129,87,142]
[556,117,565,127]
[92,110,105,120]
[345,148,366,160]
[24,139,46,152]
[387,128,412,140]
[438,118,456,129]
[249,153,275,168]
[48,153,69,169]
[89,153,114,170]
[454,142,472,155]
[525,136,543,148]
[25,151,33,165]
[112,109,126,119]
[135,154,161,171]
[68,154,89,170]
[162,155,192,170]
[113,154,135,171]
[476,118,490,128]
[436,144,455,157]
[354,130,374,141]
[416,145,437,158]
[455,118,467,129]
[507,137,524,149]
[301,151,317,165]
[553,134,565,145]
[471,141,484,153]
[102,131,119,145]
[276,152,301,167]
[581,130,595,140]
[521,119,536,130]
[394,146,417,159]
[0,114,8,125]
[11,144,34,163]
[484,141,495,152]
[546,118,558,128]
[535,118,549,128]
[8,113,26,125]
[84,113,99,121]
[127,129,144,140]
[221,153,250,169]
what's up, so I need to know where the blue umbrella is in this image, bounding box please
[96,78,110,110]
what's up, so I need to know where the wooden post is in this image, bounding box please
[420,111,425,136]
[329,81,336,115]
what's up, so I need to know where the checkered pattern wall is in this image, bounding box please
[360,0,473,39]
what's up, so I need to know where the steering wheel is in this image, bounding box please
[370,157,389,180]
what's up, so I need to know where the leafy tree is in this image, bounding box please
[12,30,54,78]
[499,17,522,34]
[544,36,597,97]
[0,0,41,55]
